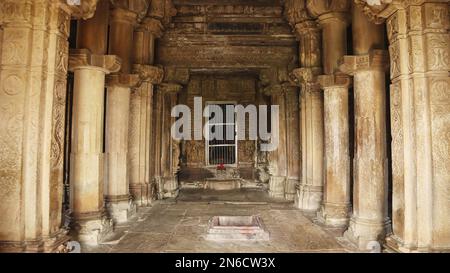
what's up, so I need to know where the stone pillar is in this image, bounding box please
[153,87,164,198]
[159,83,182,198]
[316,74,351,227]
[104,75,139,223]
[358,0,450,252]
[285,86,301,201]
[340,50,390,249]
[69,49,121,245]
[128,15,164,206]
[0,0,98,252]
[266,85,288,199]
[104,2,146,221]
[108,7,137,74]
[128,65,163,206]
[289,18,324,211]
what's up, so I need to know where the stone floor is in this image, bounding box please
[83,189,356,253]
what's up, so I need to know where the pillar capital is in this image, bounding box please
[133,64,164,84]
[137,17,164,38]
[69,49,121,73]
[290,67,321,84]
[294,20,321,37]
[106,73,140,88]
[307,0,350,23]
[283,0,311,27]
[64,0,99,20]
[317,73,352,89]
[158,83,183,94]
[339,50,389,75]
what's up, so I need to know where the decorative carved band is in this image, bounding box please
[69,49,121,73]
[133,64,164,84]
[290,67,322,84]
[158,82,182,94]
[317,73,352,89]
[339,50,390,75]
[137,17,164,38]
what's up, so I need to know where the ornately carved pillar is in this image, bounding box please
[128,14,164,206]
[159,83,182,198]
[285,85,301,201]
[340,50,390,249]
[286,4,324,210]
[266,85,288,199]
[69,49,121,245]
[104,2,146,222]
[358,0,450,252]
[316,74,351,227]
[128,65,163,206]
[0,0,98,252]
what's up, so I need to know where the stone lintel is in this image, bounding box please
[69,49,121,73]
[339,49,389,75]
[133,64,164,84]
[106,73,140,88]
[317,73,352,89]
[65,0,99,20]
[158,83,183,94]
[137,17,165,38]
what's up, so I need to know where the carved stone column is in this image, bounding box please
[128,65,163,206]
[358,0,450,252]
[0,0,98,252]
[285,85,301,201]
[292,71,324,210]
[289,21,324,211]
[159,83,182,198]
[266,85,288,199]
[69,49,121,245]
[340,50,390,249]
[316,74,351,227]
[104,74,139,223]
[153,86,164,198]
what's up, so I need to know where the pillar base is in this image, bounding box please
[163,176,179,198]
[0,229,69,253]
[285,178,299,201]
[268,176,286,199]
[316,202,350,228]
[344,216,391,250]
[130,183,156,206]
[72,211,114,246]
[105,195,136,224]
[295,184,323,211]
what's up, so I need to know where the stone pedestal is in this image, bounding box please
[69,49,121,245]
[104,74,140,223]
[316,74,351,227]
[340,50,390,249]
